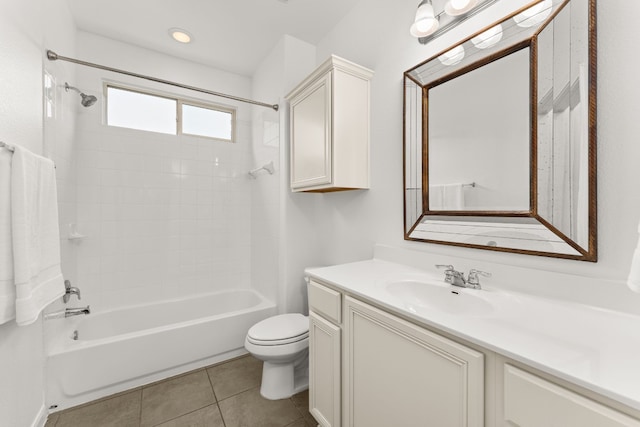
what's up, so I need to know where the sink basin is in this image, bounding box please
[385,280,494,316]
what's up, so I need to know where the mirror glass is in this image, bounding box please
[428,47,530,211]
[403,0,596,261]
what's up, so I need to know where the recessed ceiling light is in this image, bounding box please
[169,28,193,44]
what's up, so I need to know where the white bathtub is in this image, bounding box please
[46,289,276,410]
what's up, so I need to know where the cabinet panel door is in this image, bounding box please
[290,72,332,189]
[310,311,341,427]
[504,364,640,427]
[344,296,484,427]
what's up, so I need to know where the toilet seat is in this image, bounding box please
[247,313,309,346]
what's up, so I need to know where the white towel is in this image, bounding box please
[0,149,15,323]
[429,183,464,210]
[10,145,65,325]
[627,220,640,293]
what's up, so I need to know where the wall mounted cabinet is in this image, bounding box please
[286,55,373,193]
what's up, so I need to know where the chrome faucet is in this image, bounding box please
[63,280,81,303]
[436,264,466,287]
[44,305,91,320]
[436,265,491,290]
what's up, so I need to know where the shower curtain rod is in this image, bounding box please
[46,50,279,111]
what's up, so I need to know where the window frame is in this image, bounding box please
[104,83,237,143]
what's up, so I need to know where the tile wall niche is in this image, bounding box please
[72,99,253,312]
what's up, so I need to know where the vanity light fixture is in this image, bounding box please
[410,0,440,38]
[169,28,193,44]
[513,0,553,27]
[438,45,465,65]
[411,0,500,44]
[471,24,503,49]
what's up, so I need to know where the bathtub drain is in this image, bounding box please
[72,330,78,340]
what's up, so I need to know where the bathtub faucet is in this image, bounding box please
[63,280,81,303]
[44,306,91,320]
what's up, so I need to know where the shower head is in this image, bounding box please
[65,82,98,107]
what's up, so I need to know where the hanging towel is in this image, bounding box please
[9,145,65,325]
[627,220,640,293]
[0,149,15,323]
[429,183,464,210]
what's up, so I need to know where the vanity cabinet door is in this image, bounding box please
[310,311,341,427]
[344,296,484,427]
[503,364,640,427]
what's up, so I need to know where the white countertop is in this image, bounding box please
[305,259,640,412]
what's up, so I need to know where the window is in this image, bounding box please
[181,103,233,140]
[106,85,235,141]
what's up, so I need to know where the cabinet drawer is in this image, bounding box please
[504,364,640,426]
[308,280,341,324]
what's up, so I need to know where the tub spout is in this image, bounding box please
[44,306,91,320]
[65,306,90,317]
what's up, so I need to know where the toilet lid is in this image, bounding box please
[247,313,309,344]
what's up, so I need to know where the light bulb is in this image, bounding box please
[411,1,439,38]
[513,0,553,28]
[438,45,465,66]
[450,0,471,9]
[415,2,435,24]
[416,16,437,32]
[471,24,503,49]
[444,0,478,16]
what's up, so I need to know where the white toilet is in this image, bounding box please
[244,313,309,400]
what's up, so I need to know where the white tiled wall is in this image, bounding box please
[72,105,253,312]
[44,65,78,295]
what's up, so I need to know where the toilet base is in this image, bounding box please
[259,353,309,400]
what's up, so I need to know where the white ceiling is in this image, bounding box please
[66,0,362,77]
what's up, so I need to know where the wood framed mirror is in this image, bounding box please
[403,0,597,261]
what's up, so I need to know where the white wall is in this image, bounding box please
[276,37,322,314]
[250,38,286,304]
[0,0,76,425]
[279,0,640,308]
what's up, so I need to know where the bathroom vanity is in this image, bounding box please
[306,259,640,427]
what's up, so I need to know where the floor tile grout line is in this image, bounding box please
[204,368,228,427]
[138,387,144,427]
[148,403,221,427]
[204,367,219,403]
[216,401,228,427]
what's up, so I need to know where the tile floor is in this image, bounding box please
[44,355,317,427]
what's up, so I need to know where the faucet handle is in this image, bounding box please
[436,264,456,285]
[63,280,81,303]
[467,269,491,288]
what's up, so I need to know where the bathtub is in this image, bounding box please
[46,289,276,410]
